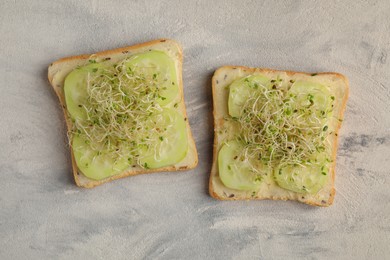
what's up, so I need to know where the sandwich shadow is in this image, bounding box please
[41,65,74,187]
[196,71,215,197]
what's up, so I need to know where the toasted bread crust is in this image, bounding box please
[48,39,198,188]
[48,39,174,75]
[209,65,349,206]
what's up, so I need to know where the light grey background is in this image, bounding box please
[1,0,389,259]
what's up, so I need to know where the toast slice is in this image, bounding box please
[209,66,349,206]
[48,39,198,188]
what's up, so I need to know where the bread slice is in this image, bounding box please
[48,39,198,188]
[209,66,349,206]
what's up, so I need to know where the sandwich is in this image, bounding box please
[209,66,348,206]
[48,39,198,188]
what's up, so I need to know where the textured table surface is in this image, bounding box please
[1,1,389,259]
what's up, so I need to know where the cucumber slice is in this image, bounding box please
[64,63,104,120]
[125,51,178,106]
[218,140,264,191]
[274,162,329,194]
[72,135,129,180]
[139,108,188,169]
[289,81,332,115]
[228,75,270,118]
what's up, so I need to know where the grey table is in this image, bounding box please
[1,1,389,259]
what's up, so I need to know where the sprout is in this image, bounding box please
[235,80,334,169]
[70,58,173,168]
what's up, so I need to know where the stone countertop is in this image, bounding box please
[1,1,389,259]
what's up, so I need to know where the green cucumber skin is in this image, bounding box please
[228,75,270,118]
[218,140,262,191]
[125,51,178,106]
[274,163,328,194]
[139,108,188,169]
[72,135,129,180]
[64,63,104,120]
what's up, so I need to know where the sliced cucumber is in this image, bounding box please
[64,51,183,179]
[228,75,270,118]
[125,51,178,106]
[274,162,329,194]
[289,81,332,115]
[139,108,188,169]
[218,140,264,191]
[72,135,129,180]
[64,63,104,120]
[71,107,188,178]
